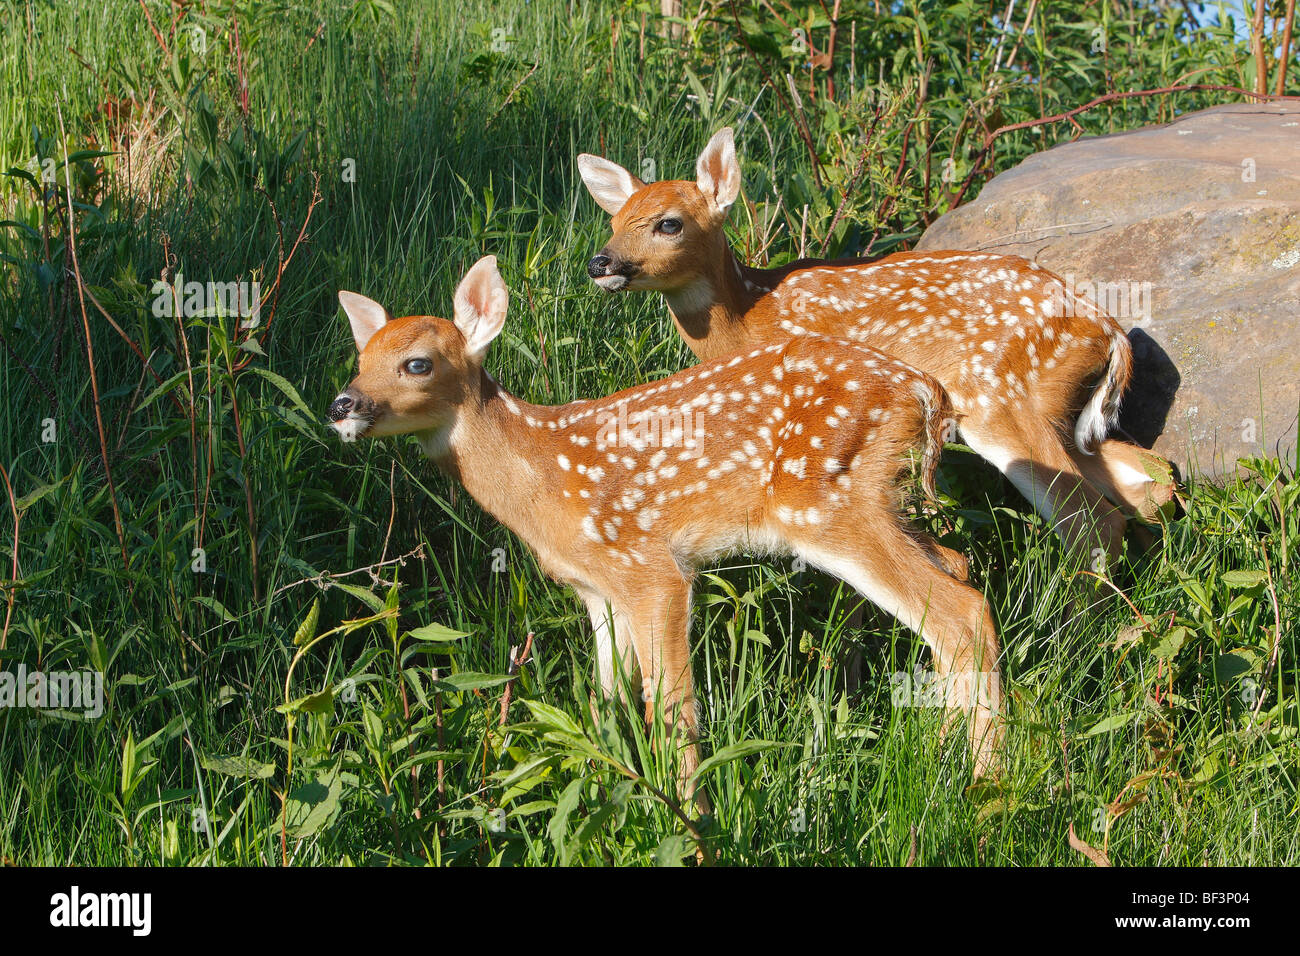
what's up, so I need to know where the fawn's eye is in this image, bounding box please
[655,218,682,236]
[405,358,432,375]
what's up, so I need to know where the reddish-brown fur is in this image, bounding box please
[330,257,1003,807]
[579,129,1177,571]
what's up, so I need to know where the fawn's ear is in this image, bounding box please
[338,291,392,353]
[577,153,646,215]
[452,256,508,363]
[695,127,740,216]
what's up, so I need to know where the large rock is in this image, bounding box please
[918,102,1300,476]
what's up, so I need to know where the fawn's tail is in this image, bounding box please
[1075,328,1133,454]
[913,376,953,502]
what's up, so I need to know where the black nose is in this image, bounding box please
[587,255,611,279]
[328,395,353,422]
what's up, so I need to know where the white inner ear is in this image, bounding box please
[453,257,509,361]
[695,128,741,215]
[577,154,644,215]
[338,291,391,352]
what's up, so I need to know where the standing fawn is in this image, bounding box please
[328,256,1002,807]
[578,129,1177,575]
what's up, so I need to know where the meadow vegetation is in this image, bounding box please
[0,0,1294,865]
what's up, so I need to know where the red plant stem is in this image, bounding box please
[137,0,169,56]
[58,106,130,573]
[499,632,535,726]
[433,666,445,835]
[726,0,825,188]
[231,13,249,117]
[234,175,321,374]
[1276,0,1297,97]
[80,284,185,415]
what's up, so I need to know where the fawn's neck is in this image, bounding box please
[419,371,566,552]
[662,241,771,360]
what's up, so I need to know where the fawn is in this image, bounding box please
[578,128,1177,574]
[328,256,1003,805]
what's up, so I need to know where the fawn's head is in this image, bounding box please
[579,127,741,294]
[328,256,508,443]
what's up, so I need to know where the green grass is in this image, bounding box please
[0,0,1295,866]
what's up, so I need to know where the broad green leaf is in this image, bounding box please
[1221,570,1266,589]
[522,699,583,735]
[14,476,69,511]
[331,582,384,612]
[120,727,137,798]
[1212,649,1262,684]
[432,672,512,693]
[407,622,471,642]
[566,780,633,860]
[193,595,237,622]
[1149,625,1189,662]
[246,366,314,418]
[284,767,344,838]
[654,833,693,867]
[548,777,585,858]
[63,149,115,165]
[1082,712,1138,736]
[277,688,334,716]
[137,370,192,411]
[692,740,789,781]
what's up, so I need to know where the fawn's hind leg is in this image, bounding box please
[964,416,1129,578]
[840,529,969,694]
[791,516,1003,778]
[838,537,969,695]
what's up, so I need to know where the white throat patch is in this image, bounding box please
[665,278,715,317]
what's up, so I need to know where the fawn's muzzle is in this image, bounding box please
[587,252,635,290]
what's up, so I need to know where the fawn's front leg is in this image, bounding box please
[579,589,640,701]
[622,569,709,814]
